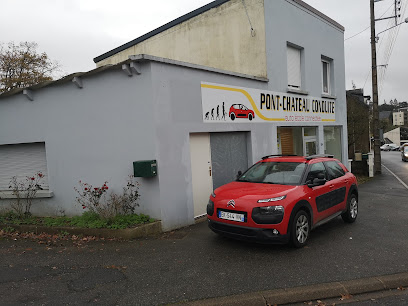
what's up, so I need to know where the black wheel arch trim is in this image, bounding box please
[348,184,358,200]
[288,200,313,230]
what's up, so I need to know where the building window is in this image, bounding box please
[322,57,333,95]
[0,142,50,193]
[287,45,302,89]
[277,127,317,156]
[324,126,342,161]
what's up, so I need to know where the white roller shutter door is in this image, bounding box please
[287,46,301,89]
[0,143,49,190]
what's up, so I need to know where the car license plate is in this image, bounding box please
[218,211,245,222]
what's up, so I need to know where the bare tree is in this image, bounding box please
[0,41,60,93]
[347,93,370,157]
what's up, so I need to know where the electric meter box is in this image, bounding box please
[133,160,157,177]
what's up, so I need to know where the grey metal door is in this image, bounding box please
[210,132,249,190]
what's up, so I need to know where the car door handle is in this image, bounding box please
[329,184,335,188]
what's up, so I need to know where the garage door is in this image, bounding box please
[210,132,249,190]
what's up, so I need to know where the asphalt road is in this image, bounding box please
[381,150,408,185]
[1,152,408,305]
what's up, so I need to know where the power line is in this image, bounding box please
[377,1,407,98]
[345,3,394,41]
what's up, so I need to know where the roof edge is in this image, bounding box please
[93,0,230,63]
[0,54,268,100]
[130,54,269,82]
[291,0,345,32]
[94,0,344,64]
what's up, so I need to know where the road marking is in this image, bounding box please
[382,164,408,190]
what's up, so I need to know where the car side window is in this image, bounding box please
[325,161,345,180]
[306,162,326,182]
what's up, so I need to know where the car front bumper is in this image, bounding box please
[208,219,289,244]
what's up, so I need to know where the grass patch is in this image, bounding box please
[356,175,373,185]
[0,211,155,229]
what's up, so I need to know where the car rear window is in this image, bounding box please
[238,162,306,185]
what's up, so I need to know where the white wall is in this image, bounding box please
[384,128,401,145]
[0,64,161,219]
[96,0,268,78]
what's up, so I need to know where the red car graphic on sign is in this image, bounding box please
[229,104,255,121]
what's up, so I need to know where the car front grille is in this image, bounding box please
[210,221,257,237]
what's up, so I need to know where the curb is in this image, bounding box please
[184,272,408,305]
[0,221,162,239]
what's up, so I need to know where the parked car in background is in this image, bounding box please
[402,145,408,162]
[207,155,358,248]
[380,144,399,151]
[389,144,400,151]
[399,144,408,151]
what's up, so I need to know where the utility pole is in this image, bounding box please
[370,0,381,174]
[370,0,402,174]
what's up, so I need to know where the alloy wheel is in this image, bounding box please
[350,197,358,219]
[296,215,309,244]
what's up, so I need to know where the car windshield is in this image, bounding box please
[404,146,408,153]
[237,161,306,185]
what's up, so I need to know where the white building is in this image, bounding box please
[393,111,408,126]
[0,0,347,231]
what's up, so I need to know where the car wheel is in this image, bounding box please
[248,113,253,121]
[290,210,310,248]
[230,113,236,121]
[342,193,358,223]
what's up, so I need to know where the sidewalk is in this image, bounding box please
[185,272,408,305]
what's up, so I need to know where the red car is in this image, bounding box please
[229,104,255,121]
[207,155,358,247]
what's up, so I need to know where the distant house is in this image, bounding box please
[393,106,408,126]
[384,127,408,145]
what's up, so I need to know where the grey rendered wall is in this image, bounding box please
[149,0,348,231]
[264,0,348,163]
[149,61,277,230]
[0,64,161,219]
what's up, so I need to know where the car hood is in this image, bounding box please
[214,181,298,203]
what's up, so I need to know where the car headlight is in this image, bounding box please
[207,199,214,216]
[257,195,286,203]
[404,152,408,157]
[259,205,284,215]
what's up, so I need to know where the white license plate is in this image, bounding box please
[218,211,245,222]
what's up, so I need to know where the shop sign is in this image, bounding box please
[201,82,335,123]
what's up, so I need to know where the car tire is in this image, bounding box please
[290,210,310,248]
[342,193,358,223]
[248,113,253,121]
[230,113,236,121]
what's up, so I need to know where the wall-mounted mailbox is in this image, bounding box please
[133,160,157,177]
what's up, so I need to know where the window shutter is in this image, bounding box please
[322,61,330,93]
[0,143,49,190]
[287,46,301,88]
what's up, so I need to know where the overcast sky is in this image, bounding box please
[1,0,407,103]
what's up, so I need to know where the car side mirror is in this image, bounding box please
[313,177,326,186]
[236,170,242,179]
[307,173,326,188]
